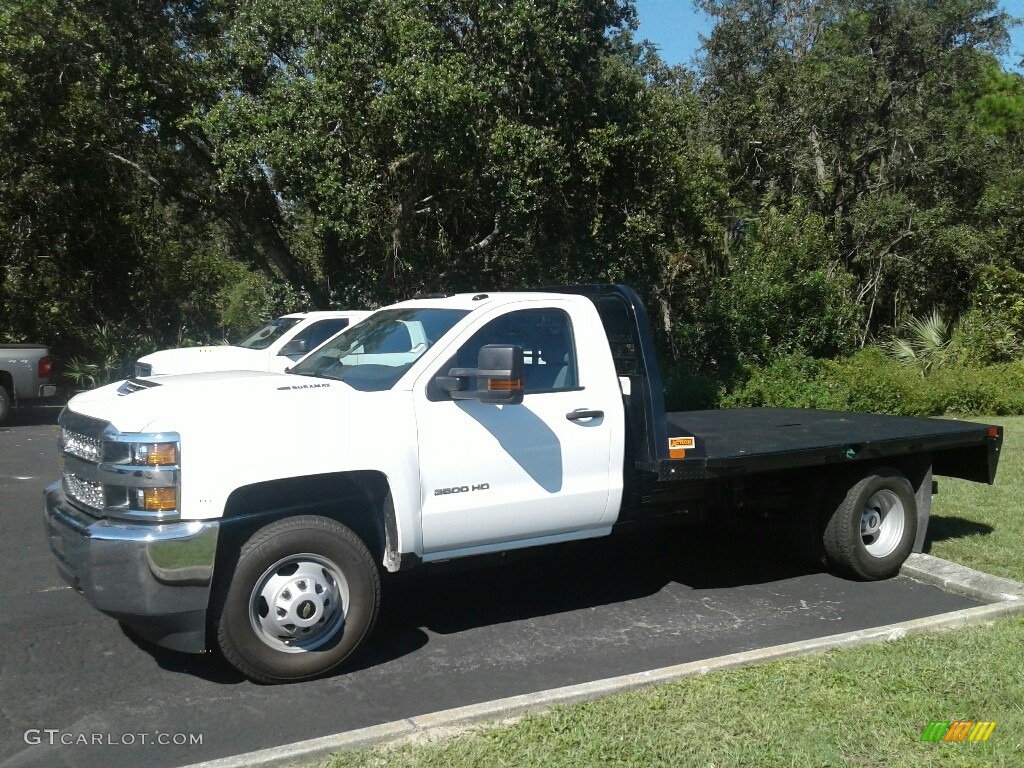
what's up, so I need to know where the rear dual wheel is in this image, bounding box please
[823,468,918,581]
[212,515,380,684]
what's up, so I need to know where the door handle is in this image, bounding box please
[566,409,604,421]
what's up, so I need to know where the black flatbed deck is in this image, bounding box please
[549,286,1002,488]
[661,408,1001,483]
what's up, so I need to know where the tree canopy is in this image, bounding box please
[1,0,1022,380]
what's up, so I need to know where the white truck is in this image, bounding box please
[1,344,57,423]
[134,310,371,376]
[44,286,1003,683]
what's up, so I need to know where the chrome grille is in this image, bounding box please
[61,428,102,462]
[59,411,108,514]
[64,472,104,510]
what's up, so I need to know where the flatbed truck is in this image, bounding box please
[44,285,1002,682]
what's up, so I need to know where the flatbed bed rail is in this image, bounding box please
[662,409,1001,483]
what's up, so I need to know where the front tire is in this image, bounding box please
[0,386,10,424]
[212,515,380,683]
[823,468,917,581]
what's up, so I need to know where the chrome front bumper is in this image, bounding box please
[43,482,218,653]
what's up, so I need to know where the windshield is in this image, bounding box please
[237,318,302,350]
[289,308,468,391]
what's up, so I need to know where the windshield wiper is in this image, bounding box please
[286,364,349,381]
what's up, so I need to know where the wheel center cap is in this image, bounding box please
[296,599,317,621]
[862,511,882,539]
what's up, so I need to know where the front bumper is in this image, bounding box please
[43,482,218,653]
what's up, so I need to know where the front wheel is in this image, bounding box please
[0,386,10,424]
[823,468,917,581]
[212,515,380,683]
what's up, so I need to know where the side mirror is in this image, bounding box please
[279,338,309,357]
[437,344,524,404]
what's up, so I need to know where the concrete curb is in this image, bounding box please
[901,552,1024,602]
[181,560,1024,768]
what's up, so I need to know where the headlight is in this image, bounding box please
[133,487,178,512]
[128,442,179,466]
[98,433,181,521]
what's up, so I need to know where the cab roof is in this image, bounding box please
[279,310,373,320]
[389,291,580,312]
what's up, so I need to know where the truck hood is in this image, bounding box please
[137,345,270,375]
[69,371,345,433]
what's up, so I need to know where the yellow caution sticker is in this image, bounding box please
[668,436,696,459]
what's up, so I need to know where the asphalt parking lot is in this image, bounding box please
[0,406,983,768]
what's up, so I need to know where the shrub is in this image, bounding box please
[940,363,1024,416]
[662,368,723,411]
[956,308,1024,365]
[880,310,959,376]
[717,347,1024,417]
[62,321,158,391]
[824,347,939,416]
[725,205,860,365]
[719,350,845,410]
[954,264,1024,364]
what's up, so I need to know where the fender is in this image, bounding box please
[219,471,406,569]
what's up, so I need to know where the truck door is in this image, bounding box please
[414,303,623,554]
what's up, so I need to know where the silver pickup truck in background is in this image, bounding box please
[0,344,57,423]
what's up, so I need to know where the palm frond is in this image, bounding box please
[882,309,957,376]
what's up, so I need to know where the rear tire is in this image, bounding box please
[0,386,10,424]
[823,468,917,581]
[212,515,380,683]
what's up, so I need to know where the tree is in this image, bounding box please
[199,0,726,313]
[697,0,1015,340]
[0,0,322,359]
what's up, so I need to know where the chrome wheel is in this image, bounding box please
[824,469,917,581]
[860,489,905,558]
[248,554,349,653]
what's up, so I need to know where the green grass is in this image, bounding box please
[324,619,1024,768]
[928,415,1024,582]
[310,415,1024,768]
